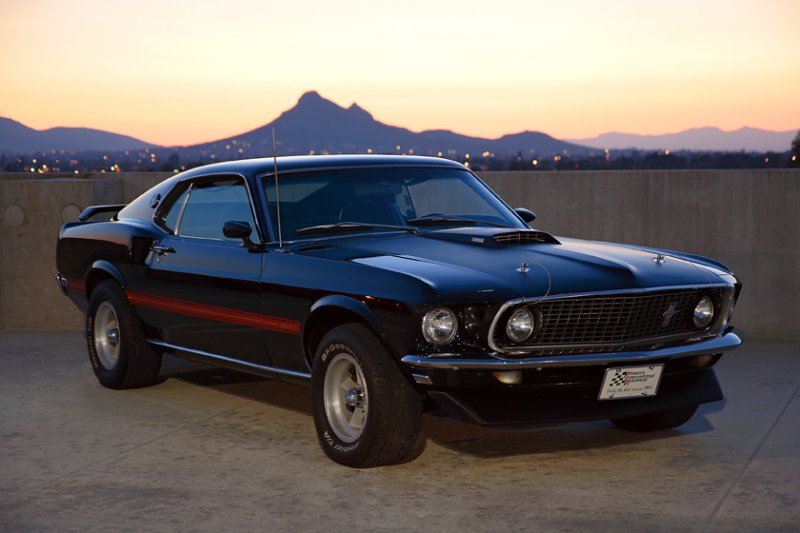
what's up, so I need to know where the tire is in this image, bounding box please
[611,404,699,432]
[311,323,423,467]
[86,280,162,389]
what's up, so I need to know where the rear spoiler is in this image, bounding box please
[78,204,127,221]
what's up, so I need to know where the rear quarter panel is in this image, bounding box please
[57,219,162,311]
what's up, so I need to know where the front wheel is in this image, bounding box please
[610,405,699,432]
[86,280,162,389]
[311,323,423,467]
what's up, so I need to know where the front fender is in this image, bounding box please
[303,295,390,358]
[308,294,385,334]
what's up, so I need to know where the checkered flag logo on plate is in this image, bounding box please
[608,369,629,387]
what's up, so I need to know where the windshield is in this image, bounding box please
[262,167,525,241]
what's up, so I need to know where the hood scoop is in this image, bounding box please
[422,227,560,247]
[493,230,559,245]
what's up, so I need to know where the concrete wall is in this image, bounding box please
[0,173,169,330]
[1,169,798,338]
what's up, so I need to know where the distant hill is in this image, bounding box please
[183,91,590,158]
[0,117,157,153]
[6,93,793,157]
[568,127,797,152]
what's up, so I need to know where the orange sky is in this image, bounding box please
[1,0,798,146]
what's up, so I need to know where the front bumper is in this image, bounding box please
[426,369,723,425]
[401,330,741,370]
[401,330,741,425]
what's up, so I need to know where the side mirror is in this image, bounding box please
[223,220,255,249]
[514,208,536,223]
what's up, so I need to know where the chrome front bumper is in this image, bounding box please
[401,330,742,370]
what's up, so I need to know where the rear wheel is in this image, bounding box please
[86,280,162,389]
[611,405,698,432]
[311,323,423,467]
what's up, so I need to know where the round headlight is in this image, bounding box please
[506,307,535,343]
[422,307,458,345]
[693,296,715,328]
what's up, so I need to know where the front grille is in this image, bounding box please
[494,290,703,351]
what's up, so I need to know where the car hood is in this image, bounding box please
[298,228,726,301]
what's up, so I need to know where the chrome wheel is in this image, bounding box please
[93,301,121,370]
[323,353,368,443]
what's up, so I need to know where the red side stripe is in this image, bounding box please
[125,290,301,334]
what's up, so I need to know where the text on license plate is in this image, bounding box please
[599,364,664,400]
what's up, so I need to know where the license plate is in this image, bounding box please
[599,364,664,400]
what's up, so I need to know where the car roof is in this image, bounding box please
[119,154,470,235]
[177,154,465,179]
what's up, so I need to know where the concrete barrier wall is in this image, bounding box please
[1,169,798,338]
[0,173,169,331]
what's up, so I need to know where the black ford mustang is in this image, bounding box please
[56,155,742,467]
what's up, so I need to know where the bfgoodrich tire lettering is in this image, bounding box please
[311,323,423,467]
[86,280,162,389]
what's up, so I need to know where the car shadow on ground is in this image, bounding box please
[171,364,722,461]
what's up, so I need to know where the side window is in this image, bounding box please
[178,178,257,241]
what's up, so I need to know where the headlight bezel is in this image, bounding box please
[421,306,458,346]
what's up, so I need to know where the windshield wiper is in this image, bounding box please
[295,221,418,236]
[406,215,512,228]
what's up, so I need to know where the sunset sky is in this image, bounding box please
[1,0,798,146]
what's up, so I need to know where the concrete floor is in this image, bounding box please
[0,332,798,532]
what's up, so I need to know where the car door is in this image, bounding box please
[135,174,269,364]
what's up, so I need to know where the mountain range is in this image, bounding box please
[180,91,588,158]
[1,92,796,155]
[0,117,154,153]
[568,127,797,152]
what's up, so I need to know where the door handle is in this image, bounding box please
[152,245,176,256]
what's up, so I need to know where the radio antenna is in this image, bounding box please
[272,127,283,249]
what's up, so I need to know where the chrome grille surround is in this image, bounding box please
[488,284,732,355]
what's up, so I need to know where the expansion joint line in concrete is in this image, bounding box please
[702,384,800,532]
